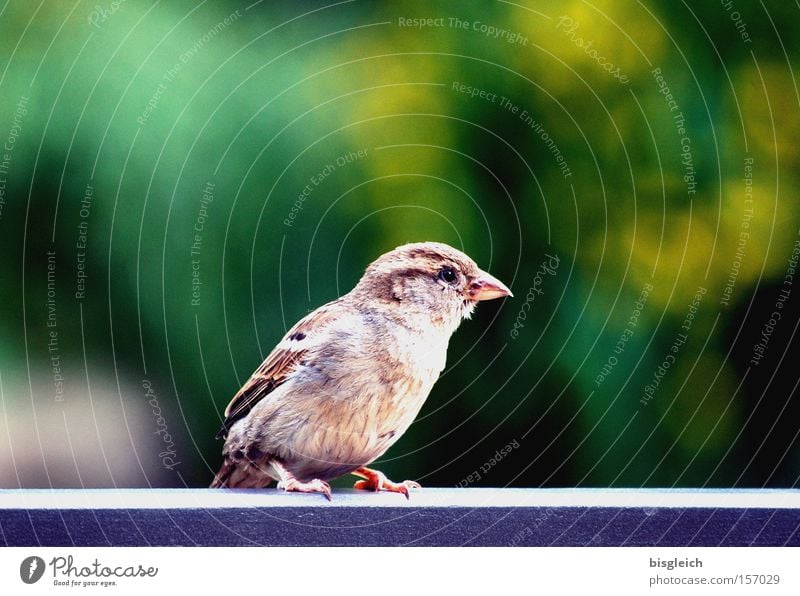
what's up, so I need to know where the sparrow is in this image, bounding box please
[210,241,512,499]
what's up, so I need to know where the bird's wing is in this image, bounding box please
[216,301,343,439]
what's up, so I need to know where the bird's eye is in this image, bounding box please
[438,267,457,284]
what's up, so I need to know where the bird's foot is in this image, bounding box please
[271,460,332,500]
[352,466,421,499]
[277,477,332,501]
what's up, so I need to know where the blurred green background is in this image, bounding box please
[0,1,798,489]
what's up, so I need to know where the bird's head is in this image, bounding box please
[353,242,513,333]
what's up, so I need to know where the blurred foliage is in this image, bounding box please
[0,0,798,488]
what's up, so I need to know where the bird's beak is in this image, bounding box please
[468,270,513,301]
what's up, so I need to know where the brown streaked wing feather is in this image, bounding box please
[219,346,306,433]
[215,302,342,439]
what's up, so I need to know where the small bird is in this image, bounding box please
[210,242,512,499]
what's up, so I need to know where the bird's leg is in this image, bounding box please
[351,466,421,499]
[271,460,332,501]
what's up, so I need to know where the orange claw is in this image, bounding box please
[352,466,421,499]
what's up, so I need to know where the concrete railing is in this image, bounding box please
[1,488,798,546]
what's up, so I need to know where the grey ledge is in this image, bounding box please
[1,488,798,546]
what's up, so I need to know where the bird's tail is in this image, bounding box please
[210,454,275,489]
[209,457,235,488]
